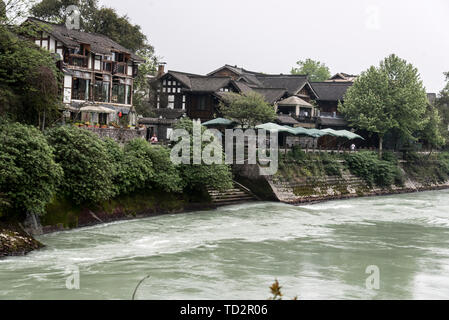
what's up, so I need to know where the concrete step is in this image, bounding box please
[213,196,255,203]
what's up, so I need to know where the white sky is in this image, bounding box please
[100,0,449,93]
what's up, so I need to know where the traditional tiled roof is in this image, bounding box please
[256,75,308,96]
[310,82,353,101]
[251,88,287,104]
[208,65,310,95]
[26,17,144,62]
[189,76,232,92]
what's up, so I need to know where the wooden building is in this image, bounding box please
[310,81,354,129]
[25,17,143,126]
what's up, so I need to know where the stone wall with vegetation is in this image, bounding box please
[240,148,449,204]
[84,127,146,144]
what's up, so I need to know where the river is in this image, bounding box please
[1,190,449,300]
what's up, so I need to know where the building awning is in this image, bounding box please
[255,123,296,134]
[321,128,364,140]
[80,106,116,114]
[203,118,236,127]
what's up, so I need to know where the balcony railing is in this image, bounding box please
[319,112,344,119]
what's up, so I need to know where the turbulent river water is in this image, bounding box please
[1,190,449,300]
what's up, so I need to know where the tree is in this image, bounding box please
[435,72,449,148]
[0,24,62,128]
[1,0,37,24]
[0,122,63,218]
[291,58,331,82]
[174,118,233,192]
[30,0,98,30]
[133,47,158,116]
[46,126,116,204]
[339,54,428,158]
[219,92,276,128]
[420,104,446,152]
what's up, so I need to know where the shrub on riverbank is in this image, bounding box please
[46,126,116,204]
[403,152,449,185]
[174,118,234,191]
[343,151,402,187]
[1,122,233,220]
[279,147,344,178]
[0,123,62,218]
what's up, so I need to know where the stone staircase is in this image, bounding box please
[208,182,258,206]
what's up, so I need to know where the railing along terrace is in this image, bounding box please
[319,112,344,119]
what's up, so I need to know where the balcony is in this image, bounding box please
[319,111,344,119]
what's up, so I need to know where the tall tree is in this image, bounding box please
[435,72,449,148]
[0,24,61,128]
[291,58,331,82]
[1,0,37,24]
[30,0,98,30]
[339,54,428,158]
[219,92,277,128]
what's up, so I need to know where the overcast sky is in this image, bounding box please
[100,0,449,93]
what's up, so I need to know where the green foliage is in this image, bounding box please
[291,58,331,82]
[280,148,343,178]
[0,122,62,217]
[144,145,183,193]
[403,152,449,185]
[419,104,445,150]
[174,118,234,191]
[46,126,115,204]
[117,139,154,194]
[344,151,400,187]
[435,72,449,149]
[340,54,428,156]
[104,138,182,195]
[219,92,276,128]
[0,24,61,127]
[133,47,158,116]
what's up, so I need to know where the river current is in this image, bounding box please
[1,190,449,300]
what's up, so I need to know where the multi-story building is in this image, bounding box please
[26,17,143,126]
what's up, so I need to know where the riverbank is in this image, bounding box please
[0,223,43,258]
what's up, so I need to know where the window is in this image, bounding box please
[94,55,102,70]
[168,95,175,109]
[72,78,90,100]
[112,79,126,104]
[126,85,131,105]
[159,93,168,108]
[103,62,112,72]
[99,113,108,125]
[198,96,207,110]
[94,81,110,103]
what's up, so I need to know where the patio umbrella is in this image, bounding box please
[203,118,236,127]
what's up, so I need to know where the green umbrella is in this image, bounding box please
[256,123,296,134]
[203,118,236,127]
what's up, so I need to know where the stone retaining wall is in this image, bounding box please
[85,128,146,144]
[235,164,449,204]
